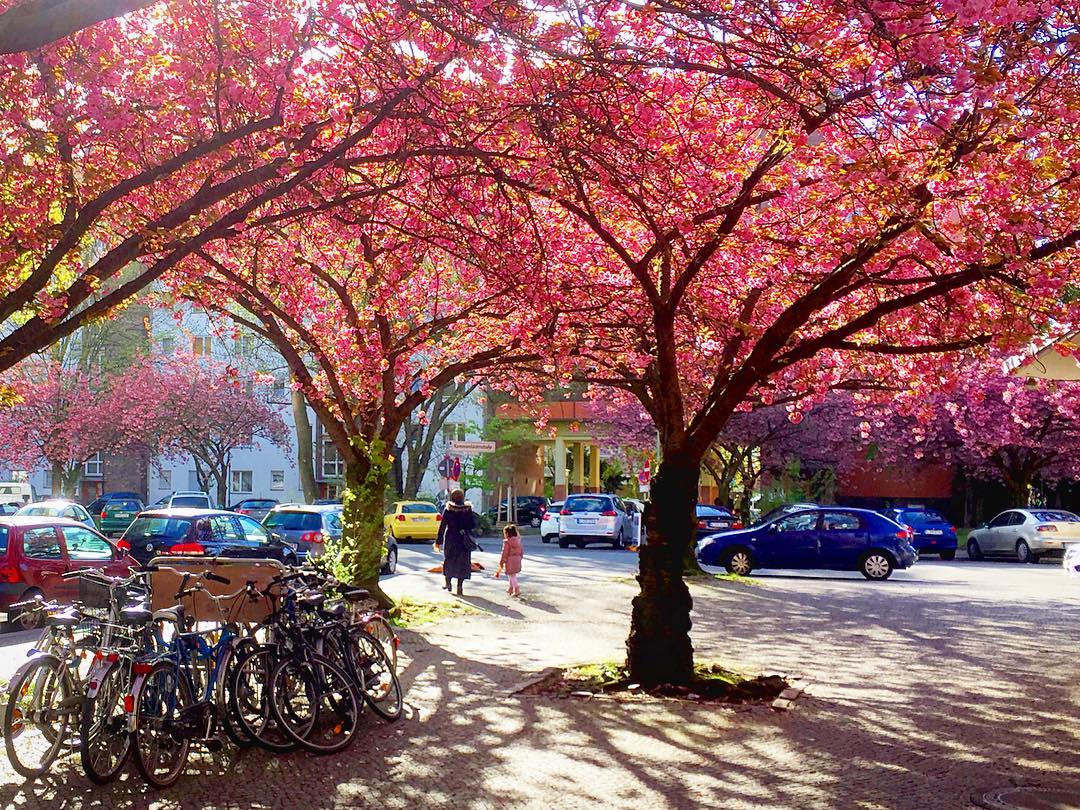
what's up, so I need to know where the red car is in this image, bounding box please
[0,516,138,630]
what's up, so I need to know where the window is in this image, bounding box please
[775,513,818,532]
[234,334,256,358]
[83,453,103,478]
[564,496,608,513]
[23,527,62,559]
[269,378,289,404]
[1033,511,1080,522]
[160,335,176,355]
[235,516,269,545]
[402,503,437,514]
[126,517,190,542]
[231,470,253,494]
[158,469,172,489]
[191,336,212,356]
[271,471,285,491]
[62,506,80,520]
[207,516,244,542]
[821,512,861,531]
[43,470,54,494]
[442,422,468,443]
[988,512,1012,529]
[64,527,114,560]
[265,511,323,531]
[324,511,342,532]
[321,441,343,480]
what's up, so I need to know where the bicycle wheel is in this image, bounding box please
[131,660,192,789]
[220,639,257,748]
[80,660,132,784]
[3,656,73,778]
[227,645,300,753]
[269,653,361,755]
[349,629,403,721]
[362,616,398,673]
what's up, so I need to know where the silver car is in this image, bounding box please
[558,494,633,549]
[15,499,96,530]
[966,508,1080,563]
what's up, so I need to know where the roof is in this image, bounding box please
[138,508,232,518]
[0,516,93,528]
[22,499,76,508]
[269,503,342,513]
[390,500,437,507]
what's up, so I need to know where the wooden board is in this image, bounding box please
[147,556,285,625]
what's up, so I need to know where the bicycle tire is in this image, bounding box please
[3,656,73,779]
[80,659,132,784]
[131,659,192,789]
[349,629,403,721]
[268,653,361,755]
[227,645,300,753]
[220,639,257,748]
[362,615,398,673]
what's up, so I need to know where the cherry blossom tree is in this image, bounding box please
[0,358,161,496]
[137,356,291,508]
[0,0,496,373]
[469,1,1080,684]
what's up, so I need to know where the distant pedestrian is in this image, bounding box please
[435,488,475,596]
[496,524,524,597]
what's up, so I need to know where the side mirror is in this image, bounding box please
[979,523,988,530]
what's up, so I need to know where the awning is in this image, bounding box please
[1009,334,1080,381]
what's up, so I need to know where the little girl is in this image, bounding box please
[496,524,524,597]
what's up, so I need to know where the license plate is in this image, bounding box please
[926,529,943,535]
[411,517,428,522]
[115,513,129,519]
[708,521,723,528]
[578,518,597,525]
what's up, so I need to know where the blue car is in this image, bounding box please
[881,508,957,560]
[696,507,918,580]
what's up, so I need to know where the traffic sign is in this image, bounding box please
[448,440,496,455]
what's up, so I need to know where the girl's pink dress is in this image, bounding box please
[499,535,523,575]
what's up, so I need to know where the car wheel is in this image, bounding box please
[939,549,956,561]
[558,538,569,549]
[381,546,398,576]
[11,590,44,631]
[575,540,586,549]
[860,551,894,581]
[724,548,753,576]
[612,530,623,549]
[1016,539,1033,564]
[541,534,553,544]
[967,539,983,561]
[530,517,541,528]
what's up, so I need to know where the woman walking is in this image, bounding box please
[435,489,475,596]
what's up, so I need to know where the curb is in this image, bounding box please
[508,666,561,695]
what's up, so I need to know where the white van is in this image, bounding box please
[0,481,35,506]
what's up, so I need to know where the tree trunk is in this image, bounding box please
[339,441,393,609]
[291,388,319,503]
[626,453,699,687]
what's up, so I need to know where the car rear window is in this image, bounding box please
[264,511,322,531]
[247,500,276,508]
[125,516,192,541]
[901,510,946,525]
[1032,510,1080,522]
[564,497,609,513]
[697,505,731,517]
[324,512,342,531]
[402,503,437,514]
[172,496,210,508]
[111,500,142,512]
[21,505,59,516]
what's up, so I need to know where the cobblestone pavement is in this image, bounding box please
[0,539,1078,809]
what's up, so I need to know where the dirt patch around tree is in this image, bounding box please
[516,661,791,705]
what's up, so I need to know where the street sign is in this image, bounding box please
[448,440,496,455]
[437,456,451,477]
[451,457,462,480]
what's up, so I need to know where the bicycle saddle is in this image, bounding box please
[322,601,346,619]
[299,590,325,608]
[342,588,370,602]
[152,606,182,623]
[119,606,154,625]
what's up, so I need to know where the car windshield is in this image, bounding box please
[1032,510,1080,522]
[402,503,437,514]
[172,496,209,508]
[901,510,946,526]
[19,505,60,516]
[264,511,322,531]
[564,497,609,513]
[125,516,191,541]
[697,505,731,517]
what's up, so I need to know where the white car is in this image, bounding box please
[540,501,562,543]
[15,499,97,530]
[558,493,634,549]
[966,508,1080,563]
[154,491,214,509]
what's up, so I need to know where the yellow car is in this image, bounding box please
[384,501,442,542]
